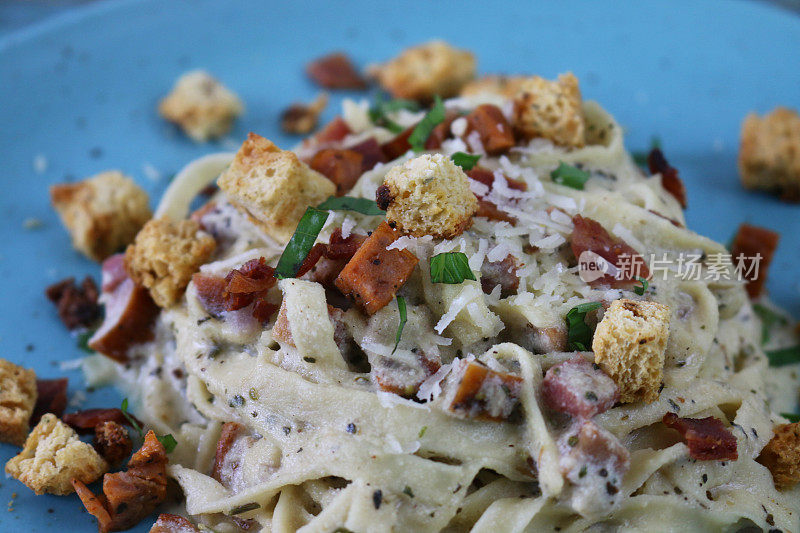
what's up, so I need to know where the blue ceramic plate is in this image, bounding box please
[1,1,799,530]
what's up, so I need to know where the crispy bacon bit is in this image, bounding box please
[446,360,522,421]
[480,256,520,297]
[310,149,364,195]
[31,378,68,426]
[648,148,687,209]
[192,275,228,315]
[424,113,458,150]
[94,421,132,467]
[326,229,368,259]
[73,431,168,533]
[251,300,280,323]
[335,222,419,314]
[306,53,367,90]
[194,257,278,323]
[570,215,650,288]
[88,254,159,362]
[381,127,414,160]
[280,93,328,135]
[521,325,569,354]
[63,408,142,435]
[468,167,527,224]
[374,351,441,398]
[375,184,394,211]
[730,223,780,298]
[466,104,515,155]
[662,412,738,461]
[45,276,102,330]
[349,137,387,172]
[311,116,352,145]
[212,422,246,484]
[150,513,198,533]
[542,357,619,418]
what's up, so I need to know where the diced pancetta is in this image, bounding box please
[542,357,619,418]
[348,137,387,171]
[648,148,687,209]
[212,422,246,485]
[570,215,650,288]
[374,350,441,398]
[45,276,101,330]
[310,148,364,196]
[465,104,515,155]
[306,53,367,89]
[444,360,522,421]
[480,255,520,297]
[381,127,414,160]
[662,413,738,461]
[31,378,68,426]
[730,223,780,298]
[63,408,142,435]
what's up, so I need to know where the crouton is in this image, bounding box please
[5,413,108,495]
[374,40,476,101]
[50,171,152,261]
[739,107,800,202]
[592,299,671,404]
[158,70,243,142]
[217,133,336,243]
[460,75,527,98]
[0,359,37,446]
[511,73,585,148]
[758,422,800,490]
[377,153,477,238]
[125,217,216,308]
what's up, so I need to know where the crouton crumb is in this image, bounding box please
[739,107,800,202]
[5,414,107,495]
[217,133,336,243]
[374,40,476,101]
[758,422,800,490]
[125,217,216,308]
[592,299,671,404]
[512,72,586,148]
[50,171,152,261]
[0,359,37,446]
[159,70,243,142]
[379,153,477,238]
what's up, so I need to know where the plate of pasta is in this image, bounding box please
[1,1,799,532]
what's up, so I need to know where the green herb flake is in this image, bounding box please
[753,303,788,345]
[77,330,96,353]
[392,296,408,355]
[766,345,800,367]
[157,434,178,453]
[369,93,419,133]
[408,95,445,152]
[403,486,415,498]
[634,276,649,296]
[451,152,481,171]
[229,394,246,408]
[274,207,329,279]
[429,252,477,284]
[565,302,603,351]
[418,426,428,438]
[567,435,579,447]
[120,398,143,437]
[317,196,384,215]
[249,388,259,401]
[578,465,587,478]
[550,162,591,190]
[781,413,800,423]
[230,502,260,515]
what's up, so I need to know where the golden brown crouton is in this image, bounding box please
[374,40,476,101]
[50,171,152,261]
[125,217,216,308]
[739,107,800,202]
[460,75,528,98]
[592,299,671,404]
[5,413,107,495]
[511,73,585,148]
[159,70,243,142]
[217,133,336,243]
[0,359,37,446]
[377,153,477,238]
[758,422,800,489]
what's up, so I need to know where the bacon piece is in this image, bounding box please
[521,325,569,354]
[302,229,368,289]
[224,257,276,310]
[88,254,159,362]
[648,148,687,209]
[311,116,352,145]
[280,93,328,135]
[251,300,280,323]
[212,422,246,484]
[468,167,527,224]
[45,276,102,330]
[424,113,458,150]
[381,127,414,160]
[468,167,527,192]
[570,215,650,288]
[306,53,367,89]
[63,408,142,435]
[326,229,368,259]
[466,104,515,155]
[445,360,522,421]
[730,223,780,298]
[73,431,168,533]
[480,256,520,297]
[94,421,132,467]
[348,137,387,172]
[192,274,229,316]
[150,514,198,533]
[662,413,738,461]
[310,148,364,196]
[542,357,619,418]
[31,378,68,426]
[374,352,441,398]
[335,221,419,314]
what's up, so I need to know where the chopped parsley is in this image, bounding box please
[634,276,649,296]
[230,502,260,515]
[451,152,481,171]
[408,95,445,152]
[418,425,428,438]
[753,303,788,345]
[403,486,415,498]
[565,302,603,351]
[781,413,800,423]
[317,196,384,215]
[392,296,407,355]
[766,345,800,367]
[157,434,178,453]
[429,252,477,284]
[274,206,329,279]
[77,330,96,353]
[229,394,246,407]
[550,162,591,190]
[121,398,143,437]
[369,93,419,133]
